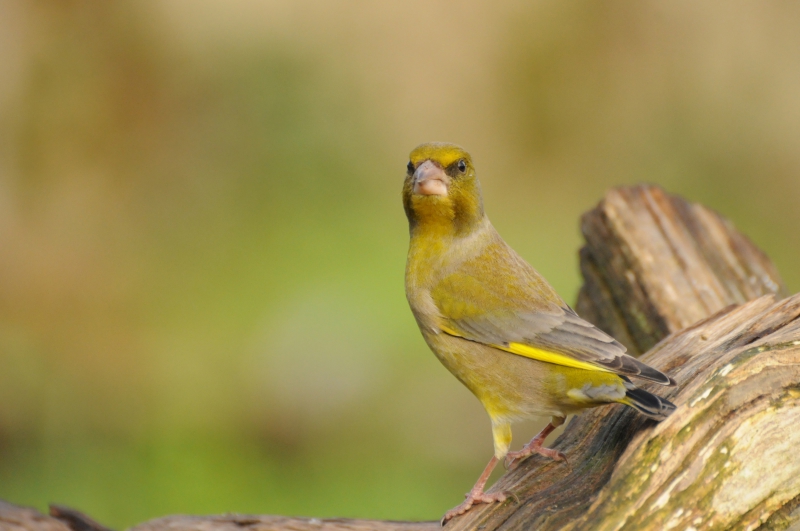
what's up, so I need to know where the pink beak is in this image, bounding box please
[413,160,449,196]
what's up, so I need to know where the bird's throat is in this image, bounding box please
[408,195,456,236]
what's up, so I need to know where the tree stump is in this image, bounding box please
[1,185,796,531]
[575,185,787,353]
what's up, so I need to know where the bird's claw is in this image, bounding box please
[441,491,511,525]
[504,445,567,470]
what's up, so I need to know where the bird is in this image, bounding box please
[402,142,676,524]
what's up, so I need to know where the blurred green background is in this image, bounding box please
[0,1,798,527]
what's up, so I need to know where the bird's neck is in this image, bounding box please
[409,212,489,246]
[407,194,485,237]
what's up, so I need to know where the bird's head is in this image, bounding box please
[402,142,484,234]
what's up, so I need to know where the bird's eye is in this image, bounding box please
[457,159,467,173]
[407,161,415,173]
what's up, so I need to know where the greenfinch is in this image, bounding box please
[402,143,675,523]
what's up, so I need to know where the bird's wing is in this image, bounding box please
[440,307,673,385]
[430,246,674,386]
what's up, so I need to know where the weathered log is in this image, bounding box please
[576,185,786,353]
[0,185,795,531]
[130,515,436,531]
[0,501,71,531]
[48,506,112,531]
[1,501,437,531]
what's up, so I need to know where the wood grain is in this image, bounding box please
[575,185,786,354]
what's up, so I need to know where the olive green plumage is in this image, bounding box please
[402,142,675,521]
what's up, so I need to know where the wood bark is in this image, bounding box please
[1,184,796,531]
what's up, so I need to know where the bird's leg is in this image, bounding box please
[441,455,510,524]
[504,417,566,470]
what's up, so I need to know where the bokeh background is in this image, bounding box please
[1,1,798,527]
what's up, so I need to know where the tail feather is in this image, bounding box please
[621,386,676,420]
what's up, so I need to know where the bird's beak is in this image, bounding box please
[413,160,449,196]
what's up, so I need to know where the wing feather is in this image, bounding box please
[442,307,673,385]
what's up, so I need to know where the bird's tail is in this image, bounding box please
[619,383,676,420]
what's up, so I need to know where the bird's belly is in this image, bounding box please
[424,332,626,423]
[424,332,563,422]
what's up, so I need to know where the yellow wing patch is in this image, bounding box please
[441,326,612,374]
[501,342,612,373]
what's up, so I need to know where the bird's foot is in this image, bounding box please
[441,490,511,525]
[504,441,566,470]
